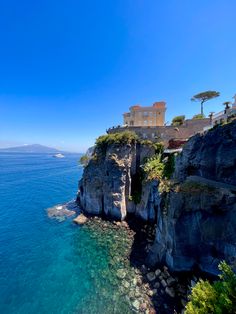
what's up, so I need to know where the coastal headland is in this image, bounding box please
[76,119,236,312]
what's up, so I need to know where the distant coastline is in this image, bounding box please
[0,144,79,154]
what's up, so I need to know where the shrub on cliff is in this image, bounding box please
[171,115,185,126]
[79,155,89,167]
[95,131,138,153]
[185,261,236,314]
[192,113,205,119]
[142,154,165,181]
[140,140,164,154]
[142,153,175,182]
[154,142,164,153]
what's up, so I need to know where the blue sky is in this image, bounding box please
[0,0,236,152]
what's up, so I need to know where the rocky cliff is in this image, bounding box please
[149,121,236,275]
[78,122,236,275]
[78,137,158,221]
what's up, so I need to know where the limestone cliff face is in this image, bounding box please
[78,121,236,275]
[149,121,236,275]
[78,142,156,220]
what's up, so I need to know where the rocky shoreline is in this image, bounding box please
[47,201,207,313]
[76,215,200,314]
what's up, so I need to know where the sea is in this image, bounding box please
[0,153,133,314]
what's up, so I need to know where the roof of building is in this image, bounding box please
[129,101,166,112]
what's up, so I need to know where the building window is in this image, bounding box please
[144,120,148,125]
[152,133,155,138]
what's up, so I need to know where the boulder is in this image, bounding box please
[132,300,140,311]
[167,277,176,287]
[116,269,126,279]
[165,286,175,298]
[73,214,88,225]
[161,279,167,288]
[146,272,156,282]
[155,269,161,277]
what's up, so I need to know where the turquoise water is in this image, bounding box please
[0,153,133,314]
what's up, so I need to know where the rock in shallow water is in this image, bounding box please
[47,201,77,221]
[73,213,88,225]
[116,269,127,279]
[132,300,140,311]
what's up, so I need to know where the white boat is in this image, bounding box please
[53,153,65,158]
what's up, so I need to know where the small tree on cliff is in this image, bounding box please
[171,115,185,126]
[191,91,220,116]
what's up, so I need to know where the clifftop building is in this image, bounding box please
[123,102,166,127]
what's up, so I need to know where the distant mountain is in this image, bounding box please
[0,144,65,154]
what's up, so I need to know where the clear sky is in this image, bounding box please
[0,0,236,152]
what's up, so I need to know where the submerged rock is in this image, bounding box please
[132,300,140,311]
[47,201,77,221]
[116,269,127,279]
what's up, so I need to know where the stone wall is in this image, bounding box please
[108,118,210,147]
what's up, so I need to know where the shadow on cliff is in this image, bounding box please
[127,216,155,268]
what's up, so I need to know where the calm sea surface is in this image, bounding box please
[0,153,132,314]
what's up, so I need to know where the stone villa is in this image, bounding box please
[123,102,166,127]
[108,97,236,149]
[108,100,210,148]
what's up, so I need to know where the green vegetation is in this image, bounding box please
[171,115,185,126]
[191,91,220,116]
[80,155,89,167]
[141,152,176,195]
[142,154,165,181]
[152,142,164,154]
[95,131,165,156]
[95,131,138,153]
[142,153,175,182]
[192,113,205,119]
[185,261,236,314]
[140,140,164,154]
